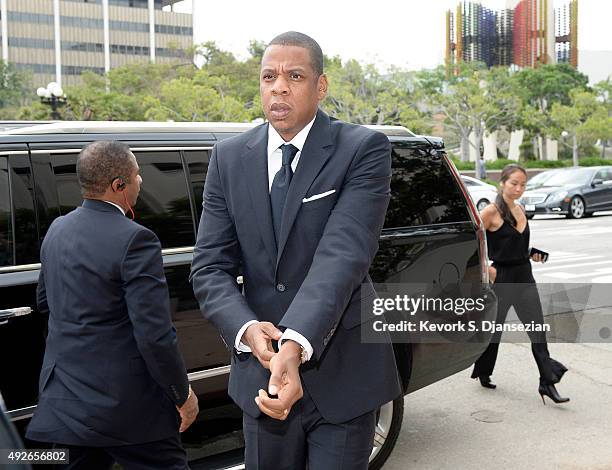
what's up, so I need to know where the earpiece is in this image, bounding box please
[112,176,126,191]
[111,175,135,220]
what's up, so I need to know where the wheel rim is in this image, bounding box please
[571,197,584,218]
[477,200,489,211]
[369,400,394,462]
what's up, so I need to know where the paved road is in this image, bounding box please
[384,342,612,470]
[529,212,612,284]
[383,212,612,470]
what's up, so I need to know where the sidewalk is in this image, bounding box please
[384,342,612,470]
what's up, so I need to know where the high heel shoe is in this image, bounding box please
[476,376,496,389]
[538,383,570,404]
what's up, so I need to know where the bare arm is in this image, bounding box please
[480,204,499,283]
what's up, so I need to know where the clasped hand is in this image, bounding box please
[243,323,304,420]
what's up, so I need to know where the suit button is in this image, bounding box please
[276,283,286,292]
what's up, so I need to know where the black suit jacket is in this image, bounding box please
[26,199,189,446]
[190,110,401,423]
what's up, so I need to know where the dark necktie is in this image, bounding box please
[270,143,299,246]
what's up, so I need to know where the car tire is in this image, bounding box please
[476,199,490,212]
[526,214,534,220]
[567,196,586,219]
[369,396,404,470]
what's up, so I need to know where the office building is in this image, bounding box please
[0,0,193,87]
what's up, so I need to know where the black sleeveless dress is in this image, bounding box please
[472,216,567,385]
[487,221,533,282]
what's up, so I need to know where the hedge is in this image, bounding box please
[450,157,611,171]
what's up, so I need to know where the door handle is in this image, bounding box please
[0,307,32,325]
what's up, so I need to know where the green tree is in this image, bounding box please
[67,71,146,120]
[594,78,612,157]
[418,63,520,174]
[323,59,430,135]
[45,60,197,120]
[549,89,612,166]
[0,61,32,118]
[513,63,589,160]
[194,41,261,114]
[143,75,252,122]
[247,40,266,61]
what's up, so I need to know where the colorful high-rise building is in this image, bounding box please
[446,0,578,71]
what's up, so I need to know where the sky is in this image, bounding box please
[170,0,611,72]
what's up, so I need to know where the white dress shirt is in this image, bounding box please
[234,116,317,361]
[102,200,125,215]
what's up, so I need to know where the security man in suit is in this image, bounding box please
[190,32,401,469]
[27,141,199,470]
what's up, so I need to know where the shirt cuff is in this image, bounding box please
[235,320,259,353]
[280,329,313,361]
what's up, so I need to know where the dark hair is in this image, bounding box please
[495,163,528,227]
[268,31,324,76]
[77,141,135,197]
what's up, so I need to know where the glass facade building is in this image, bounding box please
[446,0,578,71]
[0,0,192,86]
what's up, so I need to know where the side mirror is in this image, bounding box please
[592,178,604,187]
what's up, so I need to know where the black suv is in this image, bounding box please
[0,121,496,469]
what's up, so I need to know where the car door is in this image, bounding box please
[587,168,612,211]
[129,147,231,400]
[600,168,612,210]
[372,140,496,393]
[0,146,46,428]
[36,145,231,401]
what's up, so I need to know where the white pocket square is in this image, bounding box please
[302,189,336,203]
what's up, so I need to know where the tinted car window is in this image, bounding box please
[9,156,38,264]
[527,170,558,188]
[0,157,13,266]
[183,150,210,225]
[385,144,469,228]
[31,153,61,239]
[132,151,195,248]
[543,168,592,187]
[48,150,195,248]
[594,168,612,182]
[50,153,82,214]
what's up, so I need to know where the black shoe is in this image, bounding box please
[476,376,496,389]
[538,383,570,404]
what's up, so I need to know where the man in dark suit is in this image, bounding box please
[27,141,199,469]
[190,32,400,469]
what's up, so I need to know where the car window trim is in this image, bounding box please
[6,156,16,267]
[592,168,612,182]
[28,146,214,154]
[6,364,231,422]
[0,246,195,274]
[180,149,199,236]
[34,146,213,248]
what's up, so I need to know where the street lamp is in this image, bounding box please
[36,82,66,120]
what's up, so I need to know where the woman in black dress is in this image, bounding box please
[471,164,569,404]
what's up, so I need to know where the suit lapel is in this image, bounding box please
[241,124,277,267]
[276,110,334,266]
